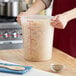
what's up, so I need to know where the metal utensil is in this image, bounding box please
[50,64,65,72]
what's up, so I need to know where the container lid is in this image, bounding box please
[21,15,53,24]
[0,0,21,2]
[21,15,52,20]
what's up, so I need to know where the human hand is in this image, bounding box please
[17,11,34,25]
[17,12,26,25]
[51,14,69,29]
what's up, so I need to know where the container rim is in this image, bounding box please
[20,15,53,19]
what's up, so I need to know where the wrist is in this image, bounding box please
[63,8,76,21]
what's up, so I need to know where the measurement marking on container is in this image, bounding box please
[29,22,33,58]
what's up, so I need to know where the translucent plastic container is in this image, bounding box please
[21,15,54,61]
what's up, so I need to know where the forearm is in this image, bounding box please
[26,0,45,15]
[63,8,76,21]
[26,0,52,15]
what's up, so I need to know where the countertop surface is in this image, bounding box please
[0,48,76,76]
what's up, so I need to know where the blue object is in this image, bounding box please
[0,62,32,75]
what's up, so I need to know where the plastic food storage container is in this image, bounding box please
[21,15,54,61]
